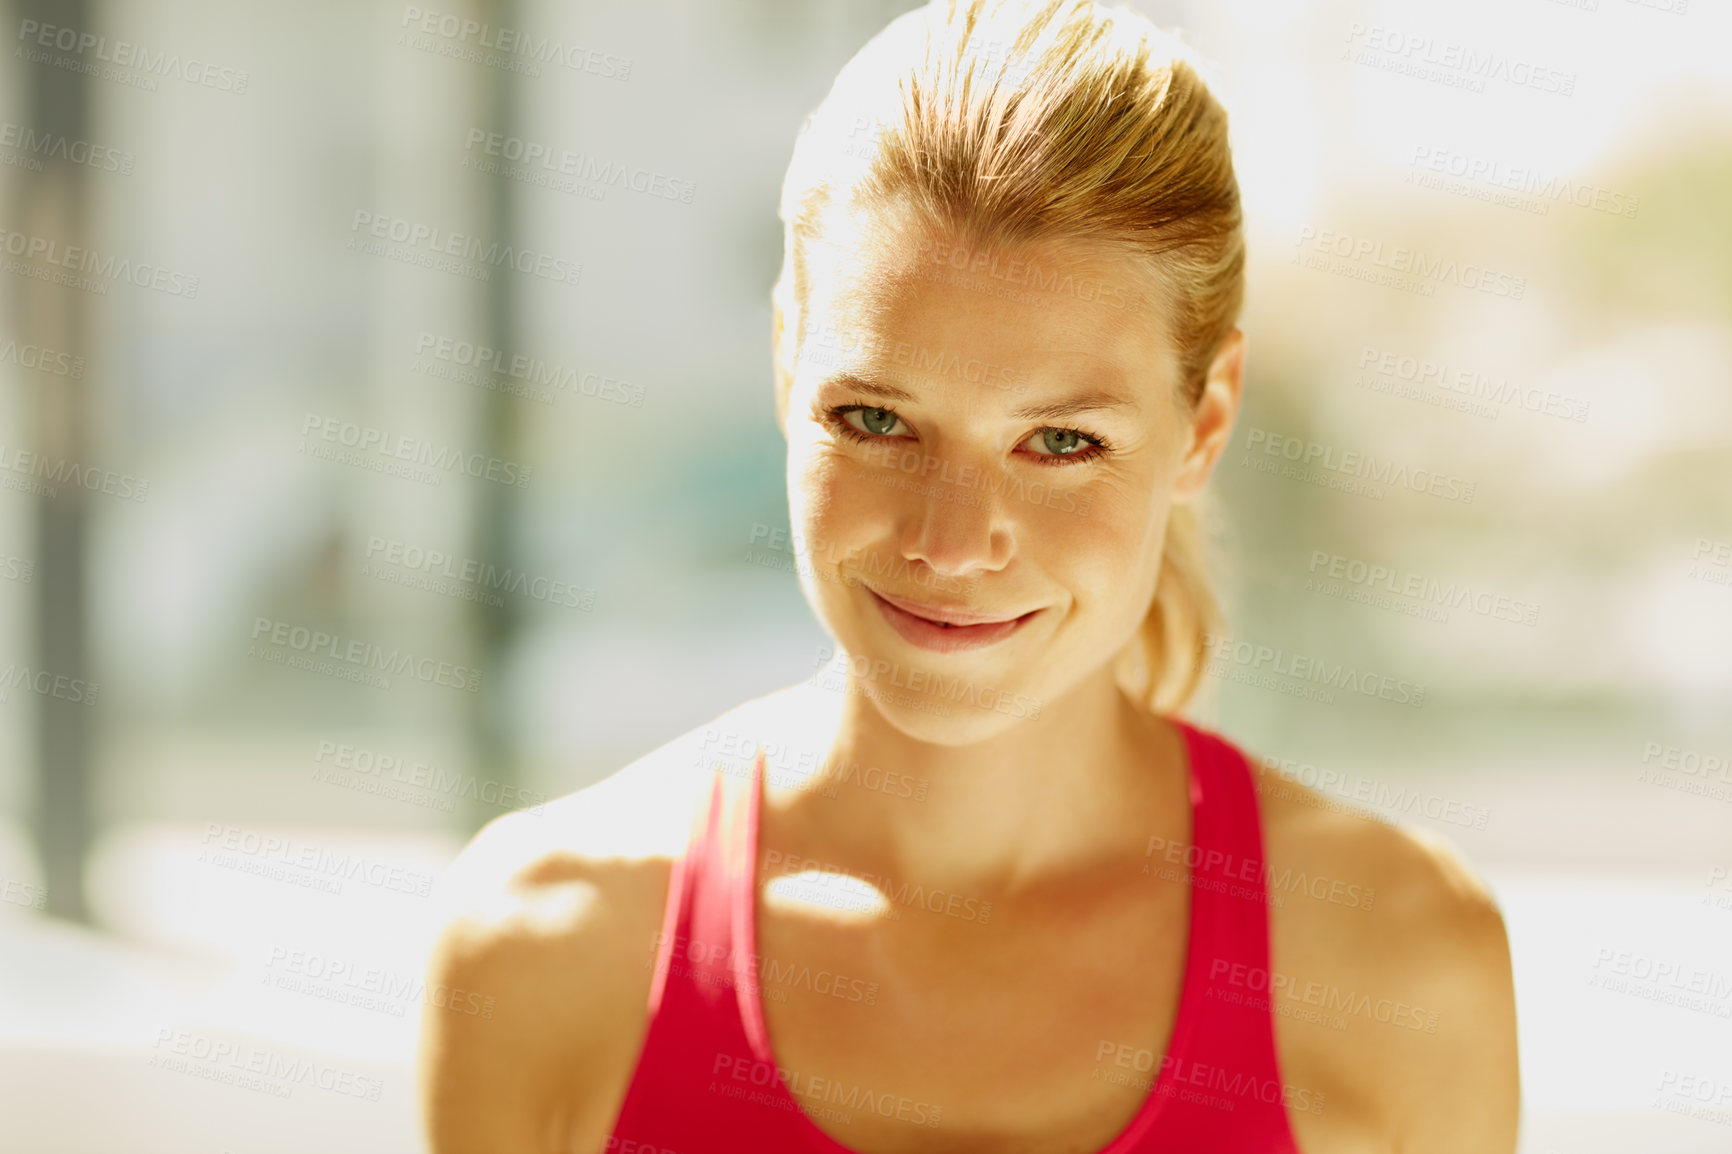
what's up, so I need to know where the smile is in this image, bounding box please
[866,587,1041,653]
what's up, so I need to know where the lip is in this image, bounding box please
[870,589,1026,626]
[867,587,1040,653]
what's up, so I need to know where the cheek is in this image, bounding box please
[790,445,876,534]
[788,447,917,582]
[1037,481,1167,606]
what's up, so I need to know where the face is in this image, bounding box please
[780,212,1242,744]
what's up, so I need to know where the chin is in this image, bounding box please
[851,683,1041,746]
[810,622,1056,745]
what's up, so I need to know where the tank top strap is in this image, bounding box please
[644,754,747,1017]
[609,749,813,1149]
[1151,717,1303,1152]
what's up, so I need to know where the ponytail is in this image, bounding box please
[1113,498,1224,717]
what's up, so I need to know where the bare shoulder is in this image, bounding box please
[417,684,811,1153]
[1247,755,1504,922]
[1244,754,1520,1153]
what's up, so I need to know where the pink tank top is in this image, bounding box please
[605,717,1305,1152]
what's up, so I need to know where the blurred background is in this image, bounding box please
[0,0,1727,1149]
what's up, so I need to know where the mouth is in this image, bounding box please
[866,587,1041,653]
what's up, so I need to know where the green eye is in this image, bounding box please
[1040,428,1083,455]
[860,407,898,435]
[828,405,909,441]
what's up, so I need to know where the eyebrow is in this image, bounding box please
[817,372,1140,422]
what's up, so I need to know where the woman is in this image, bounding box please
[418,1,1520,1150]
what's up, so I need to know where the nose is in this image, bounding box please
[898,455,1014,579]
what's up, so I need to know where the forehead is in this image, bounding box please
[803,216,1176,399]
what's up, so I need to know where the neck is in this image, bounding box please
[762,663,1191,900]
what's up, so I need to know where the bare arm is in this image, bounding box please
[1387,833,1521,1153]
[416,807,674,1154]
[1253,762,1521,1154]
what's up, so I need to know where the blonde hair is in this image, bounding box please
[771,0,1242,716]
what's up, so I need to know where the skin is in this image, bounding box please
[418,219,1521,1154]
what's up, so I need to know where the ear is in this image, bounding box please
[1171,328,1245,503]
